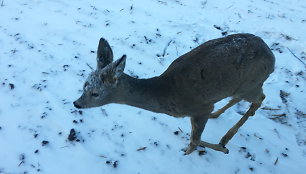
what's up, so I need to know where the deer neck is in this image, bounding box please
[117,74,167,113]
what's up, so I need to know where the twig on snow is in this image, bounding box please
[178,127,184,133]
[86,63,94,71]
[274,157,279,165]
[130,4,133,14]
[162,40,173,57]
[287,47,306,67]
[137,147,147,151]
[261,107,281,110]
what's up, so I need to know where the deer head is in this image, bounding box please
[73,38,126,109]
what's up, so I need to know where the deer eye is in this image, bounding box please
[91,93,99,97]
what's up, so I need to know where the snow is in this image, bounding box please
[0,0,306,173]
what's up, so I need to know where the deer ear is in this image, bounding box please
[97,38,113,70]
[112,55,126,78]
[99,55,126,84]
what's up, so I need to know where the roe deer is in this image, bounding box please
[73,33,275,154]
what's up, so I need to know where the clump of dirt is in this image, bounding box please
[68,129,77,141]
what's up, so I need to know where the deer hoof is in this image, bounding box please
[183,144,197,155]
[224,148,229,154]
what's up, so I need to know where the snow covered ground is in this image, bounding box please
[1,0,306,173]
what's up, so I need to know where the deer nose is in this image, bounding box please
[73,101,82,109]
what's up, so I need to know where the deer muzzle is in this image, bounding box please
[73,101,82,109]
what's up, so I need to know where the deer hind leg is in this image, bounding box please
[210,97,241,119]
[184,116,229,155]
[218,92,265,147]
[185,90,265,154]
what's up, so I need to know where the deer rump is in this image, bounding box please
[157,34,275,116]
